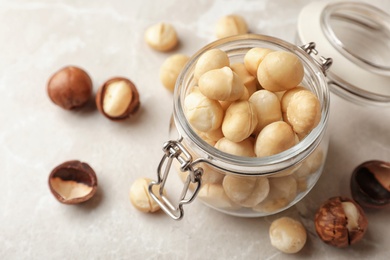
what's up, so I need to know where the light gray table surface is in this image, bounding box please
[1,0,389,259]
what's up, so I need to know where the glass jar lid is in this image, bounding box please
[297,1,390,106]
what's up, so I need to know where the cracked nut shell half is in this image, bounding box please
[351,160,390,209]
[48,160,98,204]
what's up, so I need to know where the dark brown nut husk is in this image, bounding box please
[351,160,390,208]
[96,77,140,120]
[48,160,98,204]
[47,66,93,110]
[314,196,368,248]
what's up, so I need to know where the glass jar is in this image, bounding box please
[297,1,390,106]
[149,34,331,220]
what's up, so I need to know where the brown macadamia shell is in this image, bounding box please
[47,66,92,110]
[314,196,368,248]
[48,160,98,204]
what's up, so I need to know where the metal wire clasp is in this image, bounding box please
[148,139,203,220]
[300,42,333,75]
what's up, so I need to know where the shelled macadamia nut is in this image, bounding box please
[199,66,245,101]
[244,47,274,76]
[223,175,269,207]
[280,86,307,113]
[255,121,296,157]
[215,137,255,157]
[201,127,225,143]
[215,14,248,39]
[47,66,93,110]
[194,49,230,80]
[144,22,178,52]
[96,77,140,121]
[184,90,224,132]
[257,51,304,92]
[253,175,297,213]
[286,89,321,138]
[222,100,258,142]
[198,183,241,210]
[230,63,258,96]
[160,54,190,92]
[249,90,282,133]
[269,217,307,254]
[130,177,164,213]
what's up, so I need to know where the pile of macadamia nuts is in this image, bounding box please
[180,47,325,215]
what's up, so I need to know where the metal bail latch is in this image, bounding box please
[148,139,203,220]
[300,42,333,75]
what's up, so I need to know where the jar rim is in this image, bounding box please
[173,34,330,175]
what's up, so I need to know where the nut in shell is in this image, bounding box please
[48,160,98,204]
[96,77,140,120]
[47,66,93,110]
[314,196,368,247]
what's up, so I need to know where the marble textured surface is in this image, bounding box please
[1,0,390,259]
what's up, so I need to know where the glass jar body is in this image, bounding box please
[170,34,330,217]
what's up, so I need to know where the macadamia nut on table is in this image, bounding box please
[269,217,307,254]
[215,14,248,39]
[47,66,93,110]
[130,177,164,213]
[144,22,178,52]
[160,54,189,92]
